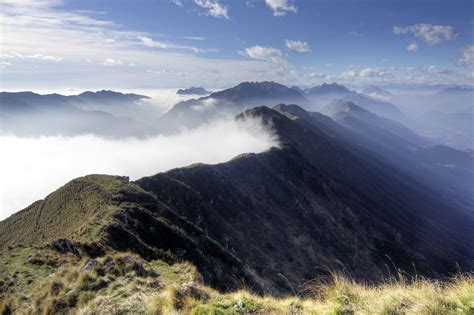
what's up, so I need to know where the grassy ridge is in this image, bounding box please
[1,247,472,314]
[0,175,140,248]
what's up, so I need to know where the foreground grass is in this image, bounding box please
[1,247,473,314]
[149,273,473,315]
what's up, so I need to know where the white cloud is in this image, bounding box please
[265,0,297,16]
[407,42,418,52]
[245,1,255,8]
[341,70,357,78]
[140,36,169,49]
[171,0,183,6]
[106,38,116,43]
[191,97,219,111]
[307,72,327,79]
[103,58,124,66]
[1,52,63,62]
[349,30,364,37]
[243,45,287,65]
[341,67,390,79]
[393,24,456,45]
[183,36,206,41]
[0,117,279,220]
[285,40,311,53]
[0,61,12,68]
[359,67,390,78]
[458,45,474,66]
[194,0,229,19]
[425,65,451,74]
[139,36,204,52]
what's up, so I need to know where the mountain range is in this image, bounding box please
[0,82,411,137]
[1,103,472,298]
[0,90,154,137]
[160,81,409,131]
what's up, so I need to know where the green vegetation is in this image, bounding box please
[0,175,150,248]
[1,246,472,314]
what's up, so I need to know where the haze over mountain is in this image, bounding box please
[390,86,474,149]
[361,85,393,101]
[287,82,407,123]
[320,100,473,201]
[0,90,156,137]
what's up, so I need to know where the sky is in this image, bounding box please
[0,0,473,90]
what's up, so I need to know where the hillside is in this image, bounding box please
[2,104,473,291]
[0,175,254,292]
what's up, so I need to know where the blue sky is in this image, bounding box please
[0,0,473,90]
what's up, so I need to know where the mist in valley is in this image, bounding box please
[0,95,279,220]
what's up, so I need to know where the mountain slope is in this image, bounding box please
[320,100,427,146]
[340,92,406,122]
[0,175,255,292]
[298,82,406,123]
[1,106,472,296]
[319,101,473,200]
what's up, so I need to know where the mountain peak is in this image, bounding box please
[78,90,149,99]
[178,81,309,109]
[362,85,392,97]
[176,87,210,95]
[273,103,311,119]
[320,100,368,117]
[305,82,351,96]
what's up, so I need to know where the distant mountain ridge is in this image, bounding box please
[438,86,474,94]
[0,90,153,137]
[305,82,351,96]
[160,81,310,129]
[362,85,392,97]
[289,82,405,122]
[0,90,149,112]
[176,87,210,95]
[320,100,473,199]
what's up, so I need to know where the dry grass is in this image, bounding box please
[148,272,474,314]
[1,248,472,314]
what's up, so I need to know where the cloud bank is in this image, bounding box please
[0,118,279,220]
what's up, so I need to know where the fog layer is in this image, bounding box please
[0,117,278,220]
